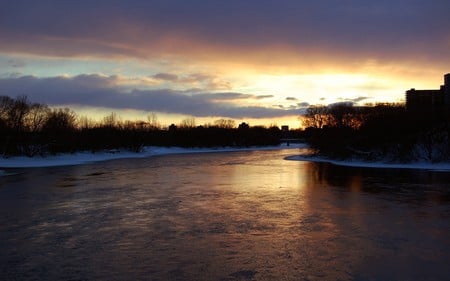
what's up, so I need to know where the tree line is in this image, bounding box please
[302,102,450,162]
[0,96,283,157]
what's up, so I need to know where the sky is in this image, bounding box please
[1,0,449,128]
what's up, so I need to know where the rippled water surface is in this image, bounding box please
[1,149,450,280]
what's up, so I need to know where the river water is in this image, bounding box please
[1,148,449,280]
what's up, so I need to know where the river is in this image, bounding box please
[1,148,449,280]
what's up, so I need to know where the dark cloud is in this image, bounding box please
[328,101,355,108]
[0,75,300,119]
[255,95,274,99]
[286,97,297,101]
[297,102,310,107]
[179,73,212,84]
[152,73,179,81]
[337,96,370,103]
[1,0,449,64]
[349,96,370,103]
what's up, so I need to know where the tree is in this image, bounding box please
[103,112,119,128]
[24,103,50,133]
[238,122,249,130]
[180,117,196,128]
[78,115,96,130]
[214,119,235,128]
[327,102,355,128]
[302,105,329,129]
[0,96,14,130]
[7,95,31,132]
[147,112,160,129]
[43,108,77,133]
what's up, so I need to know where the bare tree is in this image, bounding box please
[0,96,14,131]
[147,112,160,129]
[214,119,235,128]
[103,112,118,128]
[302,105,329,129]
[327,102,355,128]
[0,96,14,120]
[24,103,50,133]
[180,117,196,128]
[7,95,31,132]
[43,108,77,132]
[77,115,96,129]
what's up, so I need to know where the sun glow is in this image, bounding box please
[241,72,406,106]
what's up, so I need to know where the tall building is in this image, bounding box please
[444,73,450,105]
[406,73,450,113]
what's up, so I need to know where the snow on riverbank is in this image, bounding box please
[3,143,449,172]
[285,155,450,171]
[0,144,307,169]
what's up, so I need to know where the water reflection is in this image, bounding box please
[0,150,449,280]
[304,161,450,205]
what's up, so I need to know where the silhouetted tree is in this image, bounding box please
[103,112,119,128]
[147,112,160,130]
[25,103,50,133]
[0,95,286,157]
[43,108,77,133]
[214,119,235,129]
[238,122,249,130]
[302,105,329,129]
[7,95,30,132]
[180,117,196,128]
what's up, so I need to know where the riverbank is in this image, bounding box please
[286,154,450,171]
[3,143,450,172]
[0,143,307,169]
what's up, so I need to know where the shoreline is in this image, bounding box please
[285,155,450,172]
[0,144,307,169]
[2,143,450,172]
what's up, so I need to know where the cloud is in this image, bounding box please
[179,73,212,84]
[255,95,274,99]
[328,101,355,108]
[337,96,371,103]
[297,102,310,107]
[1,0,449,68]
[152,73,179,81]
[348,96,370,103]
[0,75,300,119]
[286,97,297,101]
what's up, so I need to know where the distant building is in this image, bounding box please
[281,125,289,132]
[406,73,450,112]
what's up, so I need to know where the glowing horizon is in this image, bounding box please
[1,1,449,128]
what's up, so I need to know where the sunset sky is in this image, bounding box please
[1,0,449,128]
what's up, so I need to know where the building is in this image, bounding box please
[406,73,450,112]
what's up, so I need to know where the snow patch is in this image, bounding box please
[286,155,450,171]
[0,144,307,169]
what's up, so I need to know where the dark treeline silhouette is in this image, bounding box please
[0,96,283,157]
[302,102,450,162]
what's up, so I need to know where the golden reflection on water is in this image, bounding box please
[1,149,450,280]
